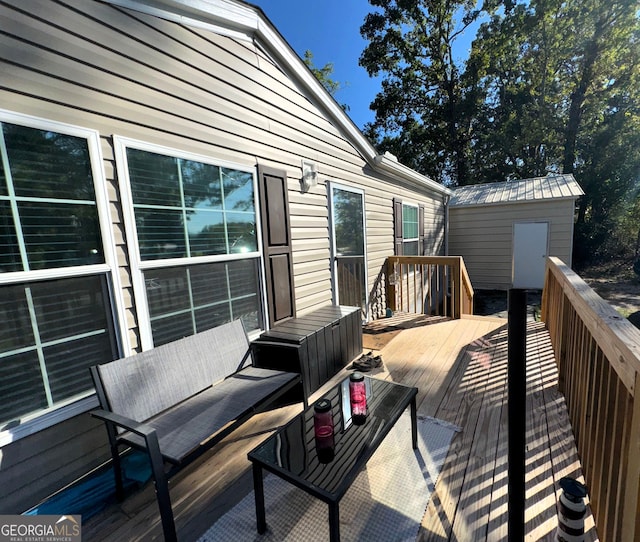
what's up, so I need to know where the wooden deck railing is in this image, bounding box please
[336,256,365,309]
[541,256,640,542]
[385,256,474,319]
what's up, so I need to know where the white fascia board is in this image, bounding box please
[373,154,453,197]
[105,0,259,41]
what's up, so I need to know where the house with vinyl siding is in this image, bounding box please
[0,0,452,512]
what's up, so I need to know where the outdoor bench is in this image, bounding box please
[89,319,301,542]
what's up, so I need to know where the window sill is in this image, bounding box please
[0,394,99,448]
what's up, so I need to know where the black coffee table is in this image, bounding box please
[247,375,418,542]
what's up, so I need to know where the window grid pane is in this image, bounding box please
[0,200,21,272]
[19,201,103,269]
[0,351,47,426]
[127,148,181,207]
[135,208,187,260]
[127,149,258,261]
[0,122,105,271]
[3,123,96,201]
[403,240,419,256]
[0,276,118,427]
[0,148,6,196]
[145,259,261,347]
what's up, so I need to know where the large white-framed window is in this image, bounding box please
[0,110,124,442]
[402,202,420,255]
[114,137,264,350]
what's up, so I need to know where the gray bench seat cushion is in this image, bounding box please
[119,367,298,463]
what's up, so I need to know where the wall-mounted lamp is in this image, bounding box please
[301,160,318,193]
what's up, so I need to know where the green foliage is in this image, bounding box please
[303,50,350,111]
[359,0,640,264]
[360,0,483,185]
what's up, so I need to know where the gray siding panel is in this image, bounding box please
[1,414,110,514]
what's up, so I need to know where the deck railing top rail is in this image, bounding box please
[541,256,640,393]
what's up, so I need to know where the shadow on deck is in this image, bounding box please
[82,316,598,541]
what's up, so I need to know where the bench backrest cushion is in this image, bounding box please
[94,320,251,422]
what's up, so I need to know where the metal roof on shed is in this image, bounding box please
[449,174,584,207]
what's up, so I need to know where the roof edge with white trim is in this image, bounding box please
[104,0,450,196]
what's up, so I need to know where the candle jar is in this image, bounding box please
[349,372,367,425]
[313,398,334,463]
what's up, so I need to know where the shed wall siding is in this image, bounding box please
[448,200,576,290]
[0,0,445,511]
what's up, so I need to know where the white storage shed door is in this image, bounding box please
[512,222,548,289]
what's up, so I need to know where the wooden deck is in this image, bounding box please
[84,315,598,541]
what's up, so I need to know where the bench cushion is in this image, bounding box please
[95,320,251,422]
[119,367,299,463]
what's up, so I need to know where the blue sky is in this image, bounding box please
[251,1,481,130]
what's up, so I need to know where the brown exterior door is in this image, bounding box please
[257,165,296,326]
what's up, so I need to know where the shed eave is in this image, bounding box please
[449,195,582,209]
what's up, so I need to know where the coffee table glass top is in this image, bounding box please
[248,375,417,502]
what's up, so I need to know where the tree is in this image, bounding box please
[465,1,572,180]
[359,0,487,185]
[303,50,350,111]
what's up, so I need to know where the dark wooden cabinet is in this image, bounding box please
[251,305,362,400]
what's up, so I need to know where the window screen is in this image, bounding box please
[0,120,119,428]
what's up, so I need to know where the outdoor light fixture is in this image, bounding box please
[301,160,318,192]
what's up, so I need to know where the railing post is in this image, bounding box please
[386,257,397,312]
[451,257,461,319]
[508,288,527,541]
[622,371,640,541]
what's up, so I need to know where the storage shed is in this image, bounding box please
[448,174,584,290]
